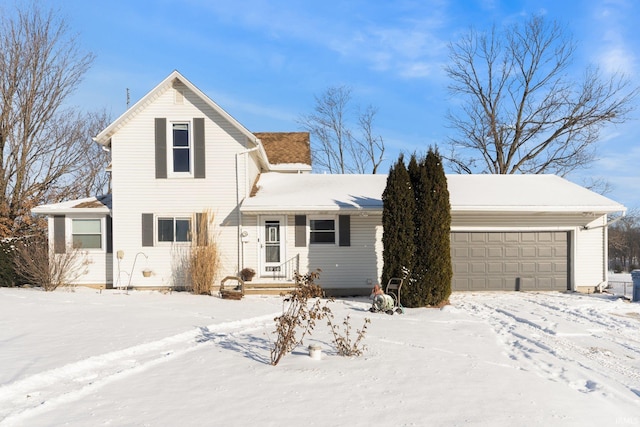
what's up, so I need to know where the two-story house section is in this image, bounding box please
[33,70,311,291]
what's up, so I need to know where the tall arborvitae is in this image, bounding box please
[423,148,452,306]
[404,154,430,307]
[381,154,415,288]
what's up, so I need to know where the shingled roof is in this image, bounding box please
[73,194,112,209]
[254,132,311,165]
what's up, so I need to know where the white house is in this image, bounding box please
[32,71,626,295]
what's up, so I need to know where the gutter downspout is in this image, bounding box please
[236,146,260,274]
[581,211,626,290]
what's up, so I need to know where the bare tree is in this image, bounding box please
[0,3,98,237]
[78,109,111,197]
[609,209,640,272]
[445,15,638,175]
[298,86,385,174]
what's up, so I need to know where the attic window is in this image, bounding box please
[172,123,191,173]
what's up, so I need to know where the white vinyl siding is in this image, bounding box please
[267,214,382,292]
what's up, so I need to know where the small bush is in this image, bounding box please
[270,269,370,364]
[13,235,90,291]
[270,270,324,366]
[0,240,17,287]
[324,307,370,357]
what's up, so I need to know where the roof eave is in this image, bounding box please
[32,206,111,215]
[451,205,627,214]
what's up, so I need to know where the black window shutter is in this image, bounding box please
[155,118,167,179]
[53,215,66,254]
[142,213,154,247]
[339,215,350,247]
[195,212,208,246]
[106,215,113,253]
[295,215,306,247]
[194,118,205,178]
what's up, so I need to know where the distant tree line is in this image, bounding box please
[382,148,452,307]
[608,210,640,272]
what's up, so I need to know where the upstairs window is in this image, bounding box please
[172,123,190,173]
[310,218,335,244]
[72,219,102,249]
[157,217,191,243]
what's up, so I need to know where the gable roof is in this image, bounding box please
[94,70,259,147]
[240,173,626,215]
[93,70,311,172]
[254,132,311,165]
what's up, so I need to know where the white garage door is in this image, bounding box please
[451,232,569,291]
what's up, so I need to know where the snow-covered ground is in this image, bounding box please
[1,278,639,426]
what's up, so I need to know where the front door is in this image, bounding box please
[260,216,285,276]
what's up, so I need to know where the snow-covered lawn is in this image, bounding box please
[1,284,639,426]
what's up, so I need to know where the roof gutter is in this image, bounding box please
[582,209,627,230]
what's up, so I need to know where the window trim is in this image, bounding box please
[309,216,337,245]
[156,215,192,244]
[71,218,103,251]
[168,120,193,177]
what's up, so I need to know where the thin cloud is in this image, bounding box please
[590,1,637,76]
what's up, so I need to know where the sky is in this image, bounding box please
[9,0,640,210]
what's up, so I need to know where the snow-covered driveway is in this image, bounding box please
[0,287,639,426]
[455,292,640,398]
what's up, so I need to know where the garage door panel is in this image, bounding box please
[454,247,469,258]
[471,247,486,257]
[488,262,503,273]
[504,233,519,242]
[488,233,503,242]
[538,246,552,257]
[538,262,552,273]
[504,262,519,273]
[521,262,536,273]
[505,247,519,257]
[471,263,486,273]
[538,232,553,242]
[488,247,502,257]
[471,233,486,242]
[452,232,569,292]
[554,232,567,242]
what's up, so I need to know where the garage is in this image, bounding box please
[451,231,570,291]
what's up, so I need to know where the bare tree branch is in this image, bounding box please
[298,86,385,174]
[0,3,100,237]
[444,15,639,176]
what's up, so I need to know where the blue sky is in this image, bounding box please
[23,0,640,210]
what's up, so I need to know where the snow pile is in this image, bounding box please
[1,286,639,426]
